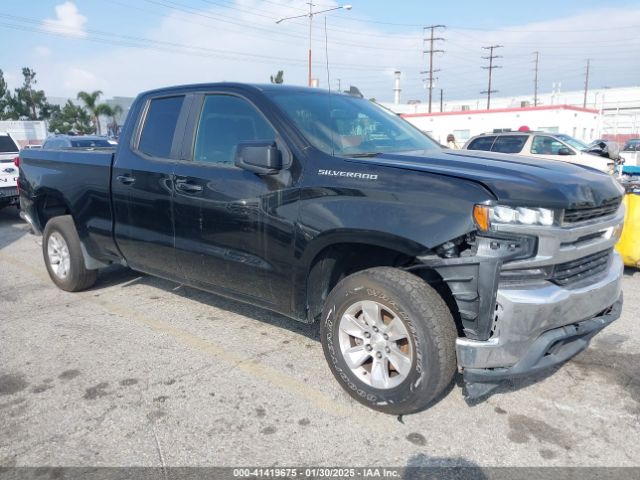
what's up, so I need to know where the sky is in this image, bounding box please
[1,0,639,104]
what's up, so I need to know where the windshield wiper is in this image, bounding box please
[345,152,383,158]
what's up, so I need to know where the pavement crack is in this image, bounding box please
[151,423,168,480]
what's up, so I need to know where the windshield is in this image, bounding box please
[0,135,19,153]
[268,91,440,156]
[556,134,588,150]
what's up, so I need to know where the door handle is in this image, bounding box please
[116,174,135,185]
[175,182,203,193]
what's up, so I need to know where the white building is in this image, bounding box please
[384,85,640,144]
[396,105,601,146]
[0,120,48,147]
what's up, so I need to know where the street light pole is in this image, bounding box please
[308,2,313,87]
[276,3,352,87]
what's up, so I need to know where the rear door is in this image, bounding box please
[172,91,296,309]
[112,94,191,278]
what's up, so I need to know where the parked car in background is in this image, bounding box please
[463,131,614,173]
[0,132,20,210]
[42,135,115,150]
[621,139,640,167]
[623,139,640,151]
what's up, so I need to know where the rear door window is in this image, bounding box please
[138,95,185,158]
[491,135,527,154]
[0,135,19,153]
[466,136,496,151]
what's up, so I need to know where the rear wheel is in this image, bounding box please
[320,267,457,414]
[43,216,97,292]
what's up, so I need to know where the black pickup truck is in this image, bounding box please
[19,83,625,414]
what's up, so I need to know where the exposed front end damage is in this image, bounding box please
[414,201,625,399]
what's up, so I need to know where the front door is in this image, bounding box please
[172,93,296,309]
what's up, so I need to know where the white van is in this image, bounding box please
[463,132,614,173]
[0,132,20,209]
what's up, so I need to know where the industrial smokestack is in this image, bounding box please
[393,71,401,105]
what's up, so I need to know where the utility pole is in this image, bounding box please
[481,45,502,110]
[422,25,445,113]
[583,59,591,108]
[276,3,352,87]
[440,88,443,112]
[393,71,401,105]
[533,51,539,107]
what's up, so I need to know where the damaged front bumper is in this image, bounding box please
[457,253,624,398]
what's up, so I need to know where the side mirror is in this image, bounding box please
[235,141,282,175]
[558,147,573,156]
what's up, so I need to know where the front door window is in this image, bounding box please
[193,95,276,166]
[531,136,567,155]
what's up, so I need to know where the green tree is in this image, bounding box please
[77,90,104,134]
[0,69,9,119]
[48,100,95,135]
[5,68,53,120]
[270,70,284,84]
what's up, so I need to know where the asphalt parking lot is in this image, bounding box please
[1,205,639,468]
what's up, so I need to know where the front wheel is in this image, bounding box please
[320,267,457,414]
[43,215,97,292]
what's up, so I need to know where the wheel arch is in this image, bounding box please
[32,187,73,232]
[298,230,457,322]
[36,193,108,270]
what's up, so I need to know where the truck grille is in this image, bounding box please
[563,199,620,224]
[550,249,612,286]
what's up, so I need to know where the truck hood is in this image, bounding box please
[347,149,624,209]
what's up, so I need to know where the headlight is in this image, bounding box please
[474,205,555,231]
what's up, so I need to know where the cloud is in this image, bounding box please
[31,1,640,102]
[34,46,52,58]
[62,67,108,94]
[42,1,87,38]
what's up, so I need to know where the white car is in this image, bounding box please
[0,132,20,210]
[463,132,614,173]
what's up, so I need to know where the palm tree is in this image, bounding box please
[77,90,103,134]
[109,104,124,137]
[96,104,123,137]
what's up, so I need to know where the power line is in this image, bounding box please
[320,13,638,32]
[447,24,640,33]
[0,17,415,74]
[422,25,445,113]
[140,0,421,49]
[480,44,502,109]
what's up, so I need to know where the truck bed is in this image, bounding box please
[18,147,121,263]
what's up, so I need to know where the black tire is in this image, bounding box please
[42,215,97,292]
[320,267,457,414]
